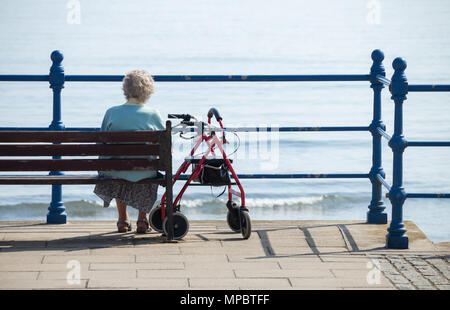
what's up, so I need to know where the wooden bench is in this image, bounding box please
[0,120,175,240]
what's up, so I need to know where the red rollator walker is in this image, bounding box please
[149,108,251,240]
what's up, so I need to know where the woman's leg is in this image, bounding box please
[136,211,150,233]
[137,211,147,221]
[116,198,131,232]
[116,198,129,221]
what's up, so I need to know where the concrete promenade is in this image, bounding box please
[0,220,448,290]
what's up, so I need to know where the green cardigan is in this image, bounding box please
[100,102,165,182]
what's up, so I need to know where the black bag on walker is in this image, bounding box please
[197,159,231,186]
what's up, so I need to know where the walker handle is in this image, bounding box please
[207,108,226,142]
[207,108,222,122]
[168,114,192,121]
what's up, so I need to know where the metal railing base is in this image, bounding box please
[386,234,409,249]
[366,211,387,225]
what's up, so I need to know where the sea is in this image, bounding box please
[0,0,449,241]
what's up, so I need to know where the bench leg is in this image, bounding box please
[47,184,67,224]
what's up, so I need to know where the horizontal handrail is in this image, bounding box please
[0,126,370,133]
[376,174,391,191]
[0,127,65,131]
[1,173,369,181]
[0,74,371,83]
[406,193,450,198]
[0,158,160,171]
[224,126,370,132]
[408,84,450,92]
[0,173,369,180]
[0,75,49,82]
[178,173,369,180]
[0,130,162,143]
[375,74,391,86]
[407,141,450,147]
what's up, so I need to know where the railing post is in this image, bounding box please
[47,50,67,224]
[367,49,388,224]
[386,57,409,249]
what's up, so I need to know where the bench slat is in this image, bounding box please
[0,144,160,156]
[0,159,160,171]
[0,131,162,143]
[0,175,165,185]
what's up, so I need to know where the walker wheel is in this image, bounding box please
[149,206,164,233]
[240,210,251,239]
[226,204,241,233]
[162,212,190,240]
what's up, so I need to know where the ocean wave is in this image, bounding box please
[176,193,363,209]
[0,194,364,209]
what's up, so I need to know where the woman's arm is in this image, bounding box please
[100,109,111,131]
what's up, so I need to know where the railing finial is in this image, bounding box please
[50,50,64,63]
[390,57,408,101]
[49,50,65,91]
[392,57,407,71]
[371,49,384,63]
[370,49,385,86]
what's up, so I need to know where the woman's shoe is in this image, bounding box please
[136,218,151,234]
[117,220,132,233]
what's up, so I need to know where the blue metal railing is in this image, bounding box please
[374,57,450,249]
[0,74,370,82]
[1,49,449,249]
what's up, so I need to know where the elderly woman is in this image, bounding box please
[94,70,165,233]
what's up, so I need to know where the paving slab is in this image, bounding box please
[0,271,39,280]
[0,263,91,272]
[89,262,185,271]
[184,261,281,271]
[0,279,87,289]
[136,254,229,263]
[289,277,394,289]
[43,255,136,264]
[235,268,333,278]
[138,269,236,279]
[189,278,292,290]
[0,220,448,290]
[38,270,137,280]
[88,278,189,289]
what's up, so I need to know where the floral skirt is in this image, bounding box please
[93,175,159,214]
